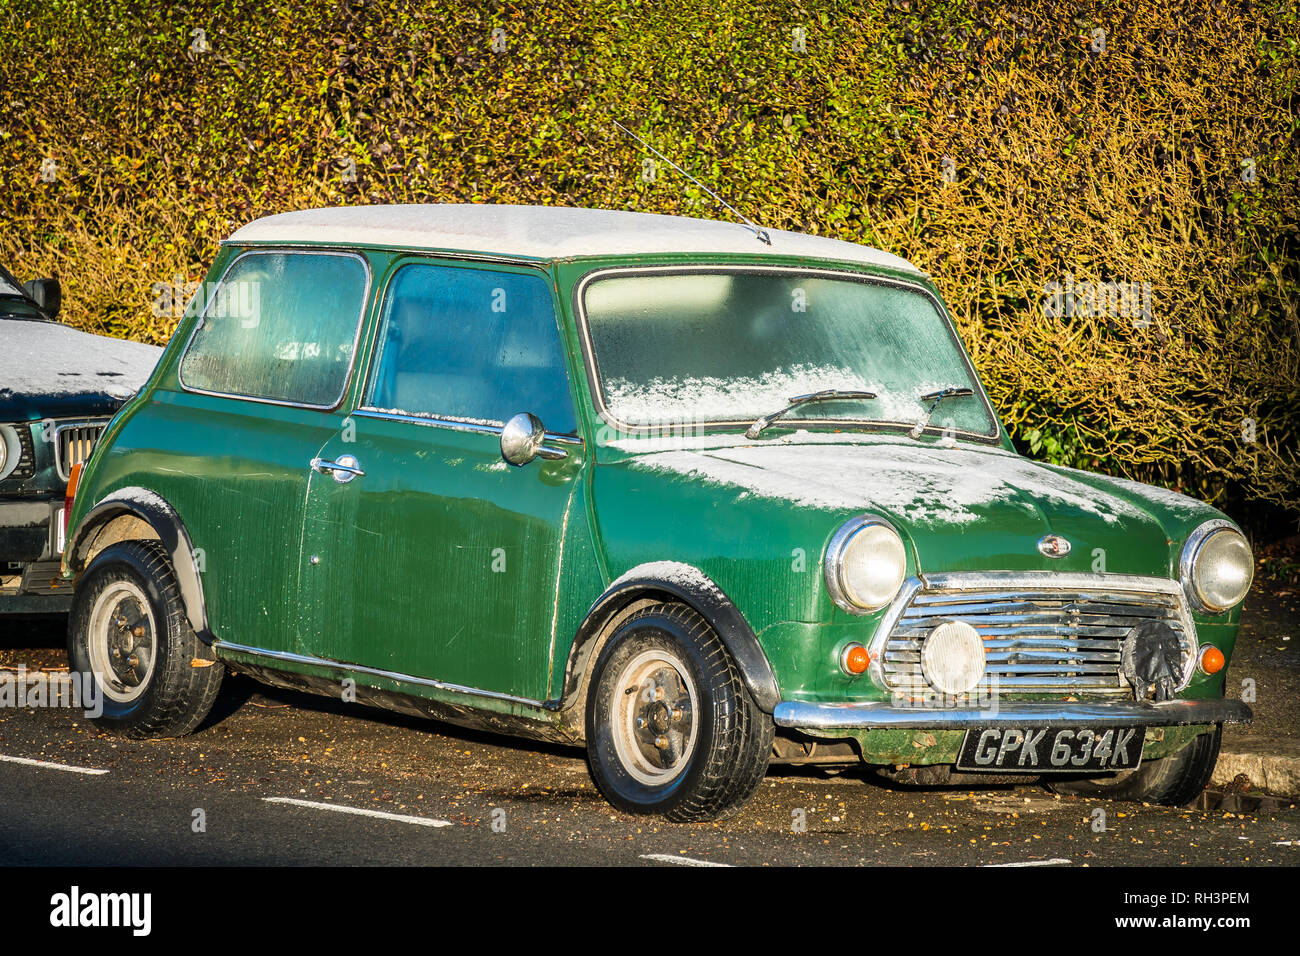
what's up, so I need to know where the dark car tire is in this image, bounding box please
[1047,725,1222,806]
[585,602,773,822]
[68,540,223,738]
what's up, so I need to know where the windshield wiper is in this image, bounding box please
[745,389,877,439]
[908,386,976,438]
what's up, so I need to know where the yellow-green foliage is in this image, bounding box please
[1,0,1296,527]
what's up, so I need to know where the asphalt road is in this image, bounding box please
[1,617,1296,867]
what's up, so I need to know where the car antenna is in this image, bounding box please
[612,120,771,245]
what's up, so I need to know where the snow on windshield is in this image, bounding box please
[604,365,952,428]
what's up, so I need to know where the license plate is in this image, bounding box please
[956,726,1145,773]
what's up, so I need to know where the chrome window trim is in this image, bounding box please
[572,263,1003,443]
[866,570,1200,694]
[212,640,549,710]
[356,256,580,438]
[1179,518,1250,614]
[350,408,581,446]
[176,248,372,411]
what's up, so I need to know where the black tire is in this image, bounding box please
[68,540,223,738]
[585,602,773,822]
[1047,725,1222,806]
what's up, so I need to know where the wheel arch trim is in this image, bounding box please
[559,561,781,714]
[66,487,212,643]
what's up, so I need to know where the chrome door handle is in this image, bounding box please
[310,454,365,483]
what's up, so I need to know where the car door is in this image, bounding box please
[297,258,585,701]
[163,248,371,654]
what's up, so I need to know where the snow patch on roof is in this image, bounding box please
[227,204,924,273]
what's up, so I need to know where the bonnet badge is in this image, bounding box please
[1037,534,1072,558]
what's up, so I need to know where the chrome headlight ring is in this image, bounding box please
[823,514,908,615]
[1179,519,1254,614]
[0,424,20,481]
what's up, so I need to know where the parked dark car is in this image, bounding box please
[1,264,160,612]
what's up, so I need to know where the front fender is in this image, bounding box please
[65,486,211,643]
[560,561,781,713]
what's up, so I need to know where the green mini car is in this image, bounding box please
[63,205,1253,821]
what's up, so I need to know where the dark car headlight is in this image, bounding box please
[824,515,907,614]
[1180,521,1253,613]
[0,424,18,481]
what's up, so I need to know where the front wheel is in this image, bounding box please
[68,540,223,738]
[585,602,773,822]
[1048,725,1222,806]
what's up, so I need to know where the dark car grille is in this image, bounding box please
[55,421,108,481]
[877,578,1195,699]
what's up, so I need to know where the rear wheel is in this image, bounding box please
[69,540,223,738]
[1048,725,1222,806]
[585,602,773,822]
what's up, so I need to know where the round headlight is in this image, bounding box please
[0,425,17,481]
[824,516,907,613]
[1180,521,1253,613]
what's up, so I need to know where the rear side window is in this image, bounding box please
[366,263,577,435]
[179,251,368,407]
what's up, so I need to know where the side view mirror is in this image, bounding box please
[23,277,61,319]
[500,413,568,466]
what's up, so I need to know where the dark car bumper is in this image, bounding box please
[0,498,59,562]
[1,498,70,611]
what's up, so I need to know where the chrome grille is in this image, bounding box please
[876,575,1196,699]
[55,421,107,481]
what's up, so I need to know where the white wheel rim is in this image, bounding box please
[86,580,157,703]
[609,648,699,787]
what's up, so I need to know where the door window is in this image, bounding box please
[179,250,369,407]
[366,263,576,435]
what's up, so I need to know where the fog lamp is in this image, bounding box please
[920,620,985,695]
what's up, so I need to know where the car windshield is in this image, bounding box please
[582,270,998,438]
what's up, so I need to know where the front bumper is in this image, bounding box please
[774,697,1252,731]
[0,498,60,562]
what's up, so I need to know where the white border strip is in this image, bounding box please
[639,853,732,867]
[263,796,453,828]
[983,858,1072,867]
[0,754,108,775]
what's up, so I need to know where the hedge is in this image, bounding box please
[1,0,1296,533]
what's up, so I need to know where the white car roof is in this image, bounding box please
[226,204,924,274]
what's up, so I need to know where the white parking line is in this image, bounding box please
[0,754,108,775]
[639,853,732,867]
[983,858,1072,867]
[263,797,454,828]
